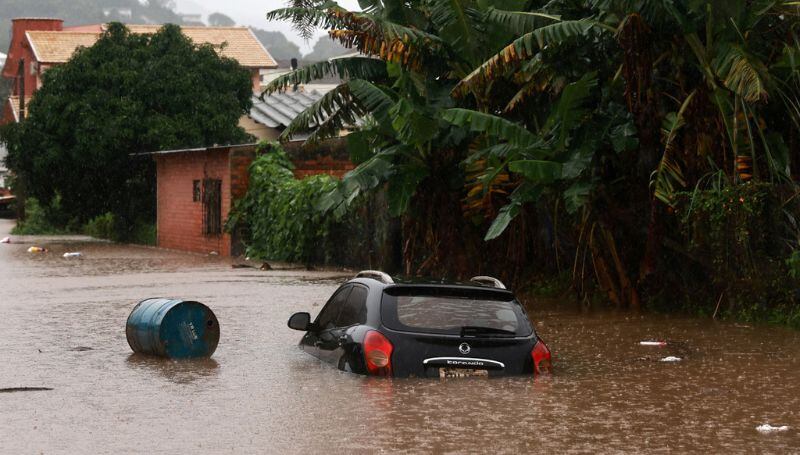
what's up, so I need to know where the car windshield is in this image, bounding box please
[381,288,532,336]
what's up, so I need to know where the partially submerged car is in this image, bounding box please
[288,271,552,378]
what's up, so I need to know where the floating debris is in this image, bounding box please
[0,387,53,393]
[68,346,94,352]
[756,424,789,434]
[63,252,83,259]
[640,341,668,346]
[27,246,47,253]
[0,236,10,244]
[660,356,682,362]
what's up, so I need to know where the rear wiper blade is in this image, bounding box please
[460,326,516,337]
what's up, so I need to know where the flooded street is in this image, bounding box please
[0,217,799,454]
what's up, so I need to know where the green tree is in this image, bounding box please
[0,23,252,236]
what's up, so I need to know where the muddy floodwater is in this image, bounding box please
[1,218,799,454]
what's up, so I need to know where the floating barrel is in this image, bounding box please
[126,298,220,358]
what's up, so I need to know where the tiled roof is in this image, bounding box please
[125,26,276,68]
[25,25,276,68]
[249,89,326,129]
[26,31,101,63]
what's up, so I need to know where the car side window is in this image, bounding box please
[315,285,352,331]
[335,285,368,328]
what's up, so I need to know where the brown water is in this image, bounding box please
[0,218,798,454]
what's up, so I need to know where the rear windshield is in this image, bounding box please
[381,289,532,336]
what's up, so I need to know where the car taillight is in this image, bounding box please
[531,339,552,375]
[364,330,393,376]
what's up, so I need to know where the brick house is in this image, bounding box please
[147,142,353,256]
[1,18,277,125]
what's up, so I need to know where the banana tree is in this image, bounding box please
[264,0,534,277]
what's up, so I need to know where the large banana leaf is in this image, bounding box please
[508,159,563,183]
[261,58,388,95]
[441,108,539,147]
[651,91,695,205]
[280,79,394,143]
[484,7,561,34]
[454,19,600,96]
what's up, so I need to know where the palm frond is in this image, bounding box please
[280,79,394,143]
[261,57,387,96]
[715,45,769,103]
[428,0,479,59]
[442,108,539,147]
[543,73,598,151]
[268,5,443,69]
[484,7,561,34]
[453,19,600,98]
[505,56,554,112]
[651,91,695,205]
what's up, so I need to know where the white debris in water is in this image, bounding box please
[63,252,83,259]
[756,424,789,434]
[0,236,10,244]
[660,356,682,362]
[640,341,667,346]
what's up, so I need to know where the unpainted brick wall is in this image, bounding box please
[155,150,232,256]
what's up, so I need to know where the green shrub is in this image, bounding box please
[675,181,799,323]
[129,222,157,246]
[83,212,117,241]
[11,197,63,235]
[227,143,340,264]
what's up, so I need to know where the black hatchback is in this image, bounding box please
[288,271,552,378]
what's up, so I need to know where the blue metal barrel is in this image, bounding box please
[126,298,220,358]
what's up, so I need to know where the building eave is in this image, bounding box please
[134,142,259,157]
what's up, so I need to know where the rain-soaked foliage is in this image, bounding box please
[263,0,800,324]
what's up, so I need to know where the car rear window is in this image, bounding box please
[381,288,532,336]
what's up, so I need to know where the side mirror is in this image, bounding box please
[288,312,311,331]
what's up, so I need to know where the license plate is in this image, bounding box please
[439,368,489,379]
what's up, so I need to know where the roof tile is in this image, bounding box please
[25,25,276,68]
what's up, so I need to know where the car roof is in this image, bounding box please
[347,277,515,297]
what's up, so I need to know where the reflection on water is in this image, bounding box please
[125,354,220,384]
[0,218,798,453]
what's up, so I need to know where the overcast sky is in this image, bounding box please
[174,0,361,54]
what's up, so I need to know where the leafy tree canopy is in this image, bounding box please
[1,23,253,228]
[265,0,800,306]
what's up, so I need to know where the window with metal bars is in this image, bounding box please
[202,178,222,236]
